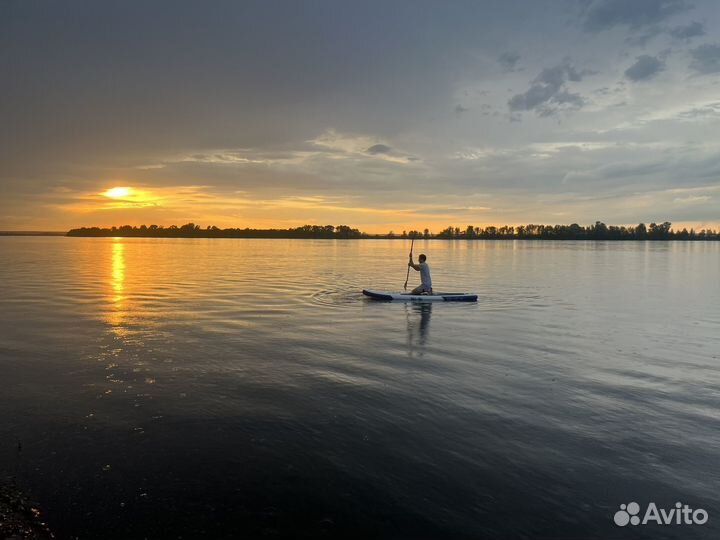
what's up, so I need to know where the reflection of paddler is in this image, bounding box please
[406,302,432,351]
[416,302,432,343]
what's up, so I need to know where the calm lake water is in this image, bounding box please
[0,237,718,539]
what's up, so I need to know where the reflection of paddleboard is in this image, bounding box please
[362,289,478,302]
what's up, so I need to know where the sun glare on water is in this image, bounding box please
[103,187,132,198]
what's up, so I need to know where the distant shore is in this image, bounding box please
[0,231,66,236]
[64,222,720,241]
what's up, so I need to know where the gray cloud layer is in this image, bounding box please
[1,0,719,230]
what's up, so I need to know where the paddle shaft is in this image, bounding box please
[403,238,415,290]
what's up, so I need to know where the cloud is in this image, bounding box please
[305,130,420,164]
[498,52,520,71]
[508,60,590,116]
[366,144,392,155]
[689,44,720,74]
[623,20,703,47]
[673,195,711,204]
[582,0,690,32]
[625,55,665,81]
[669,21,705,39]
[508,85,559,112]
[676,102,720,119]
[310,130,378,154]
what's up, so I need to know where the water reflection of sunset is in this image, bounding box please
[108,240,127,334]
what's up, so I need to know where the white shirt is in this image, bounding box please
[419,262,432,288]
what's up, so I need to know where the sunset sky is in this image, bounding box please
[2,0,720,233]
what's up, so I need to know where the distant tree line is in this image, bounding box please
[67,223,364,239]
[67,221,719,240]
[428,221,719,240]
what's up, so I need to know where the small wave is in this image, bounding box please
[310,288,361,308]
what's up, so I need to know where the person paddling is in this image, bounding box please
[408,253,433,295]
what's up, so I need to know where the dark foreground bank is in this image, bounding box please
[0,480,53,540]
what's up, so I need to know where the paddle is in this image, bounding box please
[403,237,415,290]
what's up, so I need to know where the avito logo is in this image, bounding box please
[614,502,708,526]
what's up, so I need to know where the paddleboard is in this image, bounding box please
[363,289,477,302]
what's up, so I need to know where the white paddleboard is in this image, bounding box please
[362,289,477,302]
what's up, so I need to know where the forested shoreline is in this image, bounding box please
[66,221,720,240]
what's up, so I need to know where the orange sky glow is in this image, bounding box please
[22,183,710,235]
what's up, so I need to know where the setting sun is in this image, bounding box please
[103,187,132,198]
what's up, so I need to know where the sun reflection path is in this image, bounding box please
[101,239,159,410]
[108,240,127,335]
[111,241,125,299]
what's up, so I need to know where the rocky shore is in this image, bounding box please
[0,481,53,540]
